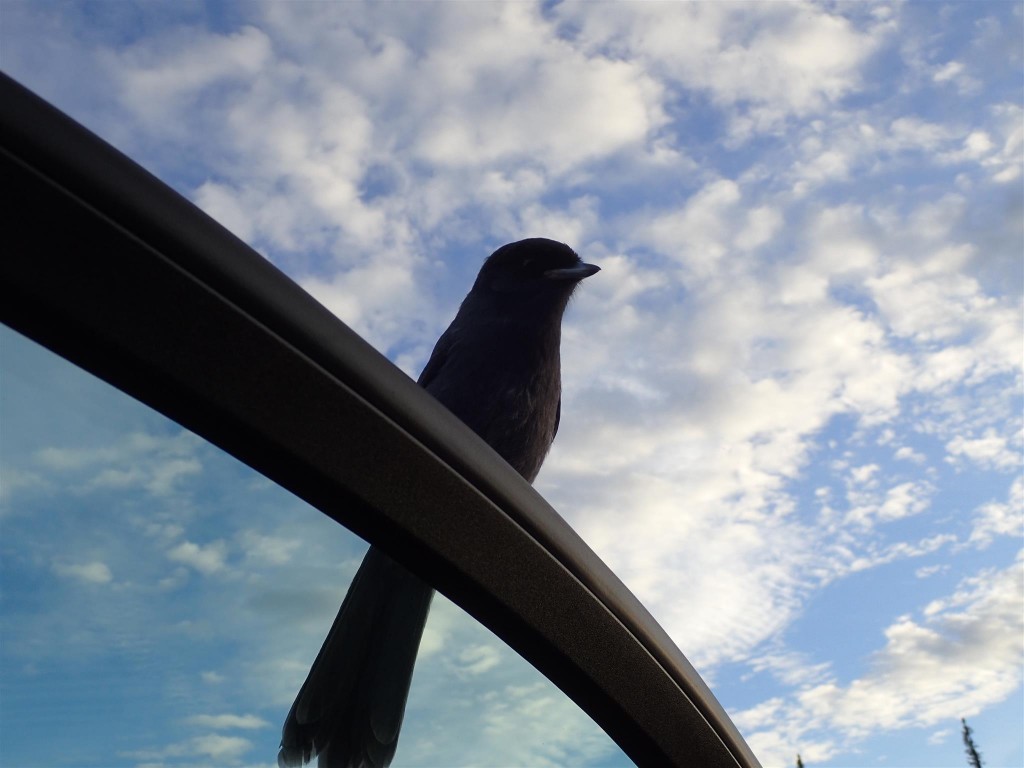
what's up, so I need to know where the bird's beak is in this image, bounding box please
[543,262,601,281]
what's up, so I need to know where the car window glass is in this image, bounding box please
[0,325,632,767]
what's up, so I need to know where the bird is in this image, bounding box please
[278,238,600,768]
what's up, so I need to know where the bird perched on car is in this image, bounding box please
[278,238,600,768]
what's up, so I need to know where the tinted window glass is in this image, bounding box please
[0,326,631,767]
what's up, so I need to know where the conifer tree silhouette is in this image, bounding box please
[961,718,983,768]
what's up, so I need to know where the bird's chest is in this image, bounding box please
[432,336,560,483]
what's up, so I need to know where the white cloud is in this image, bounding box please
[559,2,889,128]
[987,103,1023,183]
[104,25,274,135]
[92,1,669,349]
[739,555,1024,765]
[643,178,742,273]
[100,3,629,347]
[455,644,502,677]
[933,60,965,83]
[946,430,1022,470]
[842,534,957,576]
[167,539,228,575]
[184,713,269,730]
[408,4,665,173]
[828,558,1024,730]
[877,481,933,522]
[53,560,113,585]
[238,531,302,567]
[747,650,832,689]
[735,206,784,252]
[0,466,46,503]
[31,431,202,496]
[514,196,600,254]
[123,733,253,764]
[848,463,880,488]
[791,138,853,191]
[546,468,815,670]
[740,707,837,767]
[930,55,982,95]
[476,682,619,766]
[542,164,1014,676]
[191,734,252,762]
[201,670,226,685]
[193,181,256,243]
[408,679,620,767]
[915,564,949,579]
[299,254,429,352]
[969,476,1024,547]
[544,169,1012,685]
[395,594,623,766]
[869,248,988,345]
[894,446,926,464]
[889,116,954,153]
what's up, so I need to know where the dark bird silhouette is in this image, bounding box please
[278,238,600,768]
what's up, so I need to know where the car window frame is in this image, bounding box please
[0,72,760,768]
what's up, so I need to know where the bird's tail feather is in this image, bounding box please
[279,546,434,768]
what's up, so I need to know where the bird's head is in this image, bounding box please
[472,239,600,306]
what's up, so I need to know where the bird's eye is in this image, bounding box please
[522,257,534,269]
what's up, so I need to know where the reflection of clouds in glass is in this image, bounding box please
[53,560,113,584]
[184,713,270,730]
[0,466,47,502]
[121,733,254,765]
[201,670,225,684]
[455,643,502,677]
[399,596,626,767]
[477,682,625,767]
[31,431,203,496]
[239,530,302,566]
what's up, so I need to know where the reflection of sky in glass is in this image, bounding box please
[0,326,630,767]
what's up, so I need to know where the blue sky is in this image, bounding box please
[1,2,1021,767]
